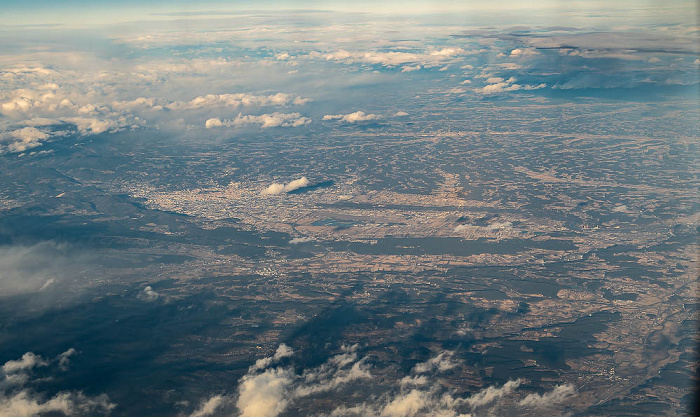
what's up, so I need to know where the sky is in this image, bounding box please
[0,0,697,26]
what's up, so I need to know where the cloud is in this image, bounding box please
[322,46,481,69]
[401,65,421,72]
[284,177,310,193]
[429,47,466,57]
[509,48,539,58]
[412,352,458,374]
[0,72,311,149]
[38,278,56,292]
[381,390,430,417]
[466,379,521,408]
[61,117,124,135]
[394,111,409,117]
[205,118,224,128]
[137,286,159,302]
[0,350,115,416]
[475,76,547,94]
[206,113,311,129]
[232,344,370,417]
[496,63,523,70]
[322,111,380,123]
[3,127,49,153]
[1,353,48,376]
[1,116,132,154]
[519,384,576,408]
[262,183,286,196]
[293,345,371,397]
[0,390,114,417]
[0,242,81,296]
[193,346,576,417]
[324,50,423,67]
[237,367,293,417]
[189,395,227,417]
[57,349,77,371]
[486,77,507,84]
[262,177,310,195]
[166,93,311,111]
[131,58,241,75]
[250,344,295,372]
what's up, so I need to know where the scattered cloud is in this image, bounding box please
[3,127,49,153]
[394,111,409,117]
[166,93,311,111]
[412,352,458,374]
[237,367,293,417]
[262,177,310,195]
[401,65,421,72]
[0,242,84,295]
[262,183,286,196]
[496,63,523,70]
[205,118,224,129]
[137,286,159,302]
[189,395,227,417]
[466,379,521,408]
[233,344,371,417]
[519,384,576,408]
[205,113,311,129]
[2,353,48,376]
[322,46,483,69]
[250,344,295,372]
[190,346,576,417]
[429,47,466,57]
[324,50,423,67]
[509,48,539,58]
[61,117,125,135]
[0,350,115,417]
[322,111,380,123]
[476,76,547,94]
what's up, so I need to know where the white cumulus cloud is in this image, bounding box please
[262,177,310,195]
[322,111,380,123]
